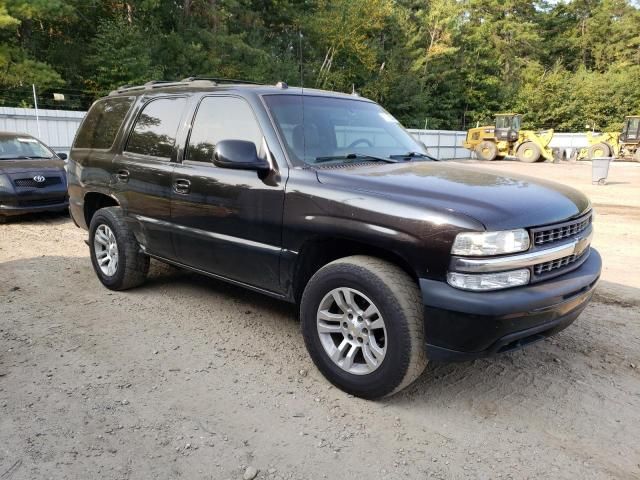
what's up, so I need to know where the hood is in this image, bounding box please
[315,161,591,230]
[0,158,66,175]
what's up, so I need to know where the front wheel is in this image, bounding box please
[300,256,427,399]
[516,141,542,162]
[89,207,149,290]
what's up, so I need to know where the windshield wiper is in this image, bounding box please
[389,151,438,161]
[314,153,398,164]
[0,155,52,160]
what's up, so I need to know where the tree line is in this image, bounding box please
[1,0,639,131]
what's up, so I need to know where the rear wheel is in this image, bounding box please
[300,256,427,399]
[587,142,612,160]
[475,141,498,161]
[89,207,149,290]
[516,142,542,163]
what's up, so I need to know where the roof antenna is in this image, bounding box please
[299,31,304,91]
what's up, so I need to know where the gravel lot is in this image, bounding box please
[1,160,639,480]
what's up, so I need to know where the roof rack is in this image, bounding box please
[110,79,193,95]
[109,77,275,96]
[180,76,262,85]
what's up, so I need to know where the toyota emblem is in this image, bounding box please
[33,175,46,183]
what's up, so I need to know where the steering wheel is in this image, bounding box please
[346,138,374,149]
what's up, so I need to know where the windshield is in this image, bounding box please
[0,135,55,160]
[495,115,520,130]
[624,118,639,140]
[263,95,429,165]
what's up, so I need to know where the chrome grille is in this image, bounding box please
[14,177,63,188]
[533,213,592,246]
[534,250,586,275]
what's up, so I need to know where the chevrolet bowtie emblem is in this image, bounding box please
[573,234,590,257]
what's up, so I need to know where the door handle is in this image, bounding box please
[173,178,191,194]
[116,169,130,182]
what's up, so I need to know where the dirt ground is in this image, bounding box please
[1,160,639,480]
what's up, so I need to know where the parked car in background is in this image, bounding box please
[0,132,68,221]
[67,78,601,399]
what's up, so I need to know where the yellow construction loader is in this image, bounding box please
[463,113,556,162]
[575,115,640,162]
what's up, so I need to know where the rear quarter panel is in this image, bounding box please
[67,148,116,229]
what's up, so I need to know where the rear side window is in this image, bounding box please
[126,97,187,159]
[186,96,262,163]
[74,97,134,149]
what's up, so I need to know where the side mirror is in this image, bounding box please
[213,140,270,171]
[56,152,68,160]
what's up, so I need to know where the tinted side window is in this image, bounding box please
[74,97,134,149]
[126,97,187,158]
[187,97,262,163]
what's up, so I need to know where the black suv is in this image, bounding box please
[0,132,68,220]
[68,78,601,398]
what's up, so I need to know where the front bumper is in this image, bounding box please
[0,199,69,216]
[420,248,601,361]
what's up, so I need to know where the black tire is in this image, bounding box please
[587,142,611,160]
[568,149,578,162]
[300,256,427,399]
[475,141,498,161]
[516,142,542,163]
[89,206,149,290]
[552,147,564,163]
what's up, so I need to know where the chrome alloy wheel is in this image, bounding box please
[93,224,119,277]
[316,287,387,375]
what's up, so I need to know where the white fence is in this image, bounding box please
[0,107,592,160]
[548,132,590,150]
[0,107,85,155]
[408,129,471,160]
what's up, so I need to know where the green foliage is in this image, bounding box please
[0,0,638,130]
[0,0,65,91]
[84,17,162,93]
[0,4,19,29]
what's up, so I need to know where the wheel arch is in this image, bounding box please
[84,191,120,228]
[291,236,419,304]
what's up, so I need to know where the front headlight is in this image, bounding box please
[0,173,13,193]
[451,229,530,256]
[447,269,530,291]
